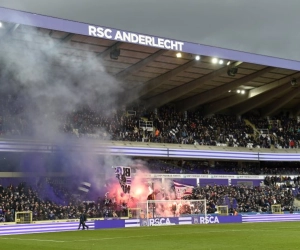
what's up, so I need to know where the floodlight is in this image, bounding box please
[291,78,297,86]
[227,67,238,77]
[212,58,218,64]
[110,49,121,60]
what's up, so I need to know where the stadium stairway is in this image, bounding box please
[244,119,260,138]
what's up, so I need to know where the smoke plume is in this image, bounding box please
[0,26,125,139]
[0,24,149,202]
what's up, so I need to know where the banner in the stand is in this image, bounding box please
[115,166,132,194]
[138,173,265,180]
[173,181,193,199]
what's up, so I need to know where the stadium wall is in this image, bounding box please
[0,173,277,189]
[0,174,266,188]
[3,214,300,236]
[141,173,265,187]
[1,1,300,63]
[0,139,299,161]
[93,214,300,228]
[0,221,95,236]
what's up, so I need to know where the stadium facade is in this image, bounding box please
[0,7,299,70]
[2,0,300,62]
[0,4,300,235]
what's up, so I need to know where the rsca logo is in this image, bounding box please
[199,216,220,224]
[148,218,172,226]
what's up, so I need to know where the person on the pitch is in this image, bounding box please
[78,211,89,230]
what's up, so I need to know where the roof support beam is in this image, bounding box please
[60,33,74,43]
[146,61,243,107]
[232,81,296,115]
[121,59,204,105]
[261,87,300,117]
[58,35,121,60]
[136,59,201,98]
[177,66,273,111]
[97,41,121,59]
[292,100,300,115]
[249,72,300,98]
[116,49,166,79]
[203,94,249,115]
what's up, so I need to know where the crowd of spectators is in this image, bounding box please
[147,159,300,176]
[1,173,299,222]
[264,175,300,188]
[0,180,121,223]
[188,183,295,214]
[246,113,300,149]
[0,93,300,150]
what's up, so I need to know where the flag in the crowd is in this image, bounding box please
[78,182,91,193]
[173,181,193,199]
[115,166,132,194]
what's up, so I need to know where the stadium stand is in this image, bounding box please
[1,159,300,222]
[0,178,296,222]
[0,95,299,150]
[0,180,105,222]
[186,183,295,214]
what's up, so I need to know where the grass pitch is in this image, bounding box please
[0,222,299,250]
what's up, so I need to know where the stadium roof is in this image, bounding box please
[1,7,300,116]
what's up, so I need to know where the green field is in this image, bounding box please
[0,222,299,250]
